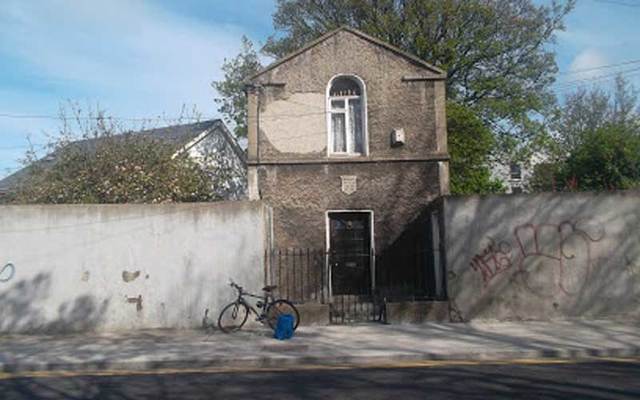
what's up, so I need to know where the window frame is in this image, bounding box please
[509,163,522,181]
[326,74,368,157]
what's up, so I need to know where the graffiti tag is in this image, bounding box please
[470,239,512,285]
[0,263,15,282]
[470,220,604,296]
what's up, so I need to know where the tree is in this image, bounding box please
[264,0,574,147]
[212,36,262,138]
[612,74,639,126]
[552,75,639,154]
[551,86,611,153]
[447,102,504,195]
[559,124,640,191]
[529,161,563,192]
[6,107,224,204]
[531,76,640,192]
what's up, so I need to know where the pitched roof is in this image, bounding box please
[0,119,245,193]
[249,26,446,81]
[168,119,246,164]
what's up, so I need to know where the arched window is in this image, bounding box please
[328,75,367,155]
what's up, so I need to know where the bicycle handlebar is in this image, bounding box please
[229,280,243,293]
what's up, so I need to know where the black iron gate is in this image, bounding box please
[266,248,384,324]
[327,250,384,324]
[266,246,445,324]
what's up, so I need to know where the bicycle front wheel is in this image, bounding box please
[218,302,249,333]
[266,299,300,331]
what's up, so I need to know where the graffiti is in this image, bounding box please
[0,263,15,282]
[470,220,604,296]
[470,239,513,286]
[515,221,604,296]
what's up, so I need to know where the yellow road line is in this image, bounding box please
[0,357,638,380]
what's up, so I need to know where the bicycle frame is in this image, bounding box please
[218,281,300,333]
[233,287,273,319]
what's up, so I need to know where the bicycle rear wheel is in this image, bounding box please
[266,299,300,331]
[218,302,249,333]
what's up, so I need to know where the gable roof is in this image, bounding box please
[249,26,446,82]
[0,119,245,194]
[171,119,246,164]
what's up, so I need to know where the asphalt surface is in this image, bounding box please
[1,360,639,399]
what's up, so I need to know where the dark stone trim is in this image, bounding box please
[248,154,449,166]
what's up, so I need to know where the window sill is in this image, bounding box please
[328,153,366,158]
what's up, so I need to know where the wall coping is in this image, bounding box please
[248,154,450,166]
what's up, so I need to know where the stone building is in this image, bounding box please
[491,151,549,194]
[246,27,448,297]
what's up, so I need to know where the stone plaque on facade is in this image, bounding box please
[341,175,357,195]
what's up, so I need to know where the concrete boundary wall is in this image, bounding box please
[0,202,271,333]
[438,191,640,321]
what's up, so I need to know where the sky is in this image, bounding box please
[0,0,639,178]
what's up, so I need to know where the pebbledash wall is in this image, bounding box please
[436,191,640,321]
[0,202,271,333]
[246,28,449,250]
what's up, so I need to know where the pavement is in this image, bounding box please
[1,319,639,373]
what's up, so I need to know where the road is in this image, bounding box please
[1,359,639,399]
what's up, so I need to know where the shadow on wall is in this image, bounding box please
[443,192,640,321]
[159,234,262,330]
[0,273,109,334]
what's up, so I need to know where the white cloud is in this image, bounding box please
[0,0,246,118]
[567,48,609,80]
[0,0,252,178]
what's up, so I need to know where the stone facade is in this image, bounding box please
[247,27,448,251]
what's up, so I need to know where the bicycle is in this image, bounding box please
[217,280,300,333]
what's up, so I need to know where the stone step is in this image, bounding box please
[329,301,383,323]
[330,294,375,303]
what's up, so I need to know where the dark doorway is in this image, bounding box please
[328,212,372,295]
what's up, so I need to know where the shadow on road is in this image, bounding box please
[1,360,640,400]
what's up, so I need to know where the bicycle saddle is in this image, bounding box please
[262,285,278,292]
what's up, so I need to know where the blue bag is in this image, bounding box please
[273,314,295,340]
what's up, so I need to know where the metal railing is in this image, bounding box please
[266,248,446,305]
[267,249,328,304]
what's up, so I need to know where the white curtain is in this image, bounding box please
[332,113,346,152]
[349,99,363,154]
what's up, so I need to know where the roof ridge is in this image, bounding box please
[249,26,445,81]
[133,118,219,133]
